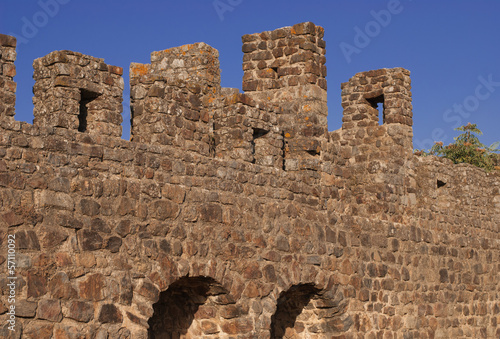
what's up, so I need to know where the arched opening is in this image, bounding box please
[271,284,319,338]
[148,276,230,338]
[270,284,351,338]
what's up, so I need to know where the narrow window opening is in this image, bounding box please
[79,89,99,132]
[437,180,446,188]
[282,131,286,170]
[366,94,385,125]
[251,128,269,164]
[306,149,320,157]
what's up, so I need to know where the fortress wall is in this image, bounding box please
[0,121,343,338]
[0,119,497,338]
[0,23,499,339]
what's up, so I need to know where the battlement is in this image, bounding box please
[0,23,414,169]
[0,24,498,339]
[241,22,327,97]
[32,50,124,137]
[0,34,17,119]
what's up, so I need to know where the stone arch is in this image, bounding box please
[147,276,233,338]
[269,282,352,338]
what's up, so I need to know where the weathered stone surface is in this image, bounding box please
[150,200,179,220]
[137,281,160,302]
[79,273,105,301]
[49,272,77,299]
[0,22,498,339]
[0,34,16,47]
[199,203,222,222]
[98,303,123,324]
[90,218,110,234]
[22,321,53,339]
[53,325,90,339]
[2,211,23,226]
[77,229,103,251]
[162,184,186,203]
[80,198,101,216]
[242,262,262,280]
[221,318,253,335]
[201,320,219,334]
[115,219,132,237]
[37,299,62,322]
[106,236,122,252]
[27,271,47,298]
[39,226,68,248]
[67,300,94,322]
[15,300,37,317]
[126,311,148,328]
[38,191,74,210]
[0,302,6,315]
[119,273,133,306]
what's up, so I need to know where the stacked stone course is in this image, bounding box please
[0,34,17,120]
[0,22,499,339]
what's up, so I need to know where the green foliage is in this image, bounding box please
[416,123,500,172]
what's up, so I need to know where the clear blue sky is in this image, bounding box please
[1,0,499,149]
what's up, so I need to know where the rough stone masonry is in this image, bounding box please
[0,22,499,338]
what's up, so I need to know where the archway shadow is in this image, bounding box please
[270,284,320,339]
[148,276,228,339]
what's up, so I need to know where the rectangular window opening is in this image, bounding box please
[79,89,100,132]
[366,94,385,125]
[271,67,279,78]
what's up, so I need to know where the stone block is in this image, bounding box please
[79,273,105,301]
[37,299,62,322]
[67,300,94,322]
[98,303,123,324]
[77,229,103,251]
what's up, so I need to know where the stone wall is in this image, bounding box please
[242,22,328,172]
[0,34,17,120]
[130,43,220,155]
[32,50,124,137]
[0,24,498,339]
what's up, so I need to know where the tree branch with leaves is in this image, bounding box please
[415,123,500,172]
